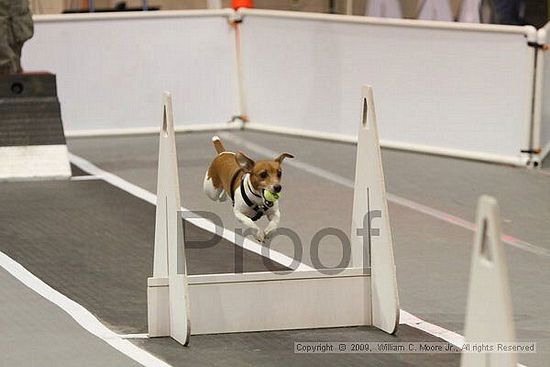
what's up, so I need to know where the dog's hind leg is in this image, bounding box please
[203,171,223,201]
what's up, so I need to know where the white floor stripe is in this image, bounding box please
[399,310,464,347]
[0,251,171,367]
[70,175,102,181]
[68,153,313,272]
[220,132,549,258]
[399,311,527,367]
[118,333,150,339]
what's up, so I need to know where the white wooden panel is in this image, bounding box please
[188,267,369,284]
[147,92,190,346]
[23,11,239,134]
[147,278,170,337]
[461,196,516,367]
[239,9,535,164]
[189,273,371,334]
[539,23,550,161]
[350,86,399,334]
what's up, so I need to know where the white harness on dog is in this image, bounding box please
[231,172,273,221]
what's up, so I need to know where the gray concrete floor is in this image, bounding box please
[0,267,141,367]
[0,178,288,336]
[0,171,462,367]
[66,130,550,367]
[132,325,460,367]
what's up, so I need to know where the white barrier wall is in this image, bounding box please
[538,23,550,162]
[22,9,543,166]
[23,10,239,135]
[238,9,536,165]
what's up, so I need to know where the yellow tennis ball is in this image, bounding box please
[263,190,280,202]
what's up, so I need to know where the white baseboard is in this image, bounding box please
[244,123,526,167]
[66,122,243,138]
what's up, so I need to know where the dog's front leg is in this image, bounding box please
[234,209,265,242]
[264,208,280,239]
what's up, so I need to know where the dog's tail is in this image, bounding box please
[212,136,226,154]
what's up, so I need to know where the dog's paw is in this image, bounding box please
[255,230,265,243]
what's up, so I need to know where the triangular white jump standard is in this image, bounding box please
[147,92,191,346]
[350,86,399,334]
[461,196,517,367]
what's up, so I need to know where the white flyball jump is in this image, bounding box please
[147,92,191,346]
[461,196,517,367]
[351,86,400,334]
[147,86,399,345]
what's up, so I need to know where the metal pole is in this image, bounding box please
[346,0,353,15]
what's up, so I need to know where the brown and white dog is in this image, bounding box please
[203,136,294,242]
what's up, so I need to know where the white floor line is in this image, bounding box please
[68,153,313,272]
[399,311,527,366]
[70,175,102,181]
[220,132,549,258]
[0,251,171,367]
[118,333,150,339]
[399,310,464,347]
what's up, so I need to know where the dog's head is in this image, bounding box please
[235,152,294,195]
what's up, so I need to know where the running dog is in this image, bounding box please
[203,136,293,242]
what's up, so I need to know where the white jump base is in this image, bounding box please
[150,268,371,335]
[148,268,372,338]
[188,268,369,335]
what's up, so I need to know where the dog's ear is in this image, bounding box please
[235,152,255,172]
[274,153,294,164]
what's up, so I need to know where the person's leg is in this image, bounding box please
[11,42,23,72]
[0,16,17,75]
[9,0,34,73]
[493,0,524,25]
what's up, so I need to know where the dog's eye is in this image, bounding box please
[259,171,268,179]
[277,171,282,178]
